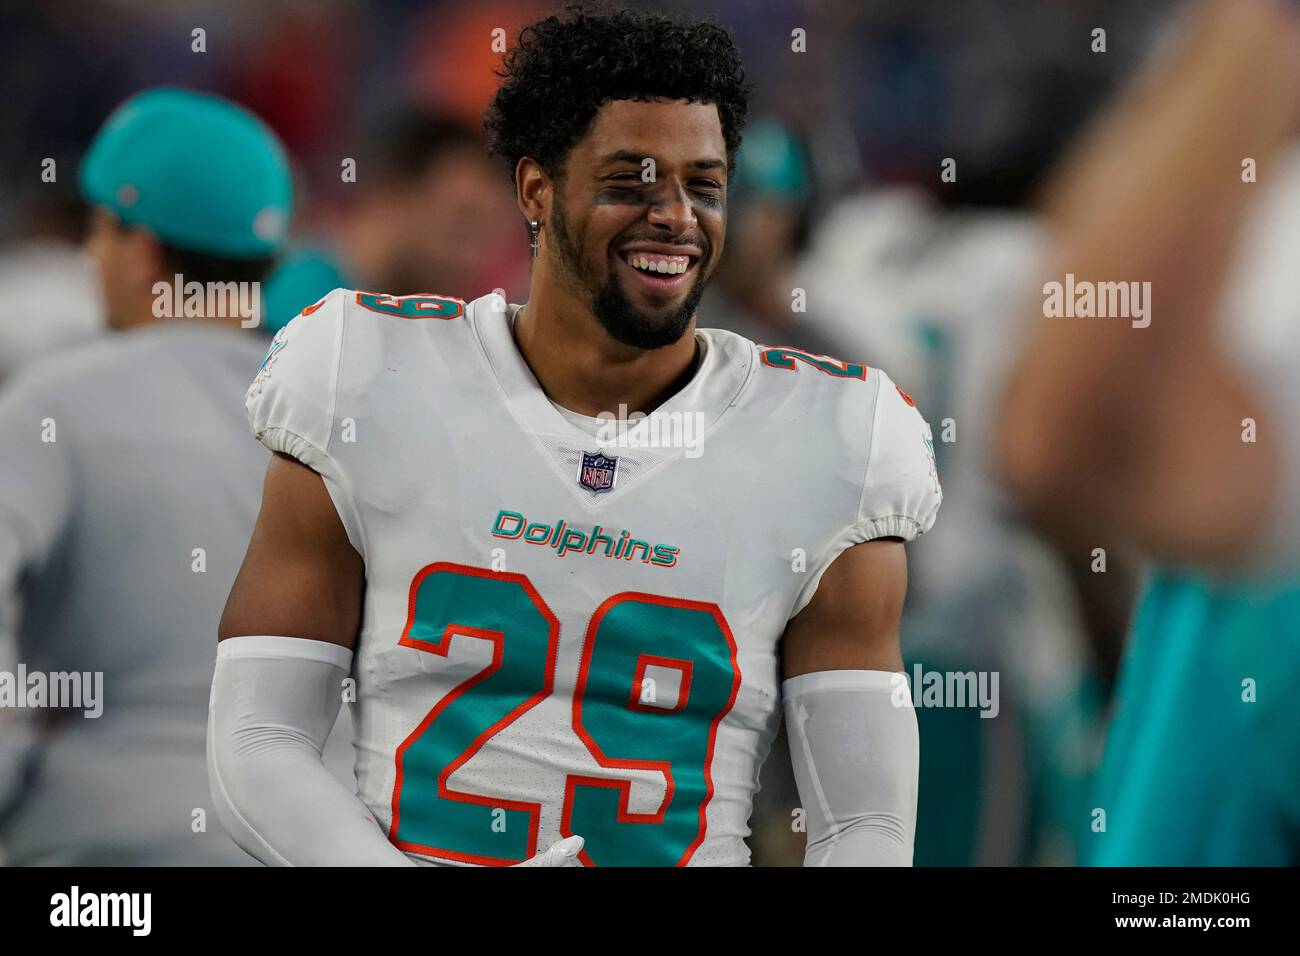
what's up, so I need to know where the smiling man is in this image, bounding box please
[208,6,942,867]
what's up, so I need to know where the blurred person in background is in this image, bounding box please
[698,116,841,358]
[261,111,524,336]
[333,110,524,299]
[713,120,1062,865]
[778,175,1110,866]
[748,71,1135,871]
[998,0,1300,864]
[0,87,348,865]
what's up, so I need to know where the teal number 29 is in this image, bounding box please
[388,563,739,867]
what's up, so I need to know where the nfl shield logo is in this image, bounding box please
[578,452,618,494]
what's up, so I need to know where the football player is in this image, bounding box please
[209,6,942,866]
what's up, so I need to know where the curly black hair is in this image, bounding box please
[484,4,751,184]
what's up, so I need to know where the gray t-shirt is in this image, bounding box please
[0,321,282,864]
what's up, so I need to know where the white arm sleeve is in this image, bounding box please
[207,636,415,867]
[784,670,919,867]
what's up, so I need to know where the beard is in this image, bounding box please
[549,195,710,351]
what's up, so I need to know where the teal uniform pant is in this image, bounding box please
[1086,571,1300,865]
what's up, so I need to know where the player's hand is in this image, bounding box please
[511,835,585,867]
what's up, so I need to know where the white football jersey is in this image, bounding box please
[246,287,941,866]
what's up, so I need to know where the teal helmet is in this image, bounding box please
[79,87,292,259]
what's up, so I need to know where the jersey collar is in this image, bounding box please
[468,292,754,447]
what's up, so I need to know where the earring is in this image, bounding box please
[529,219,540,257]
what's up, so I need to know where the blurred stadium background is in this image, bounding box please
[0,0,1256,865]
